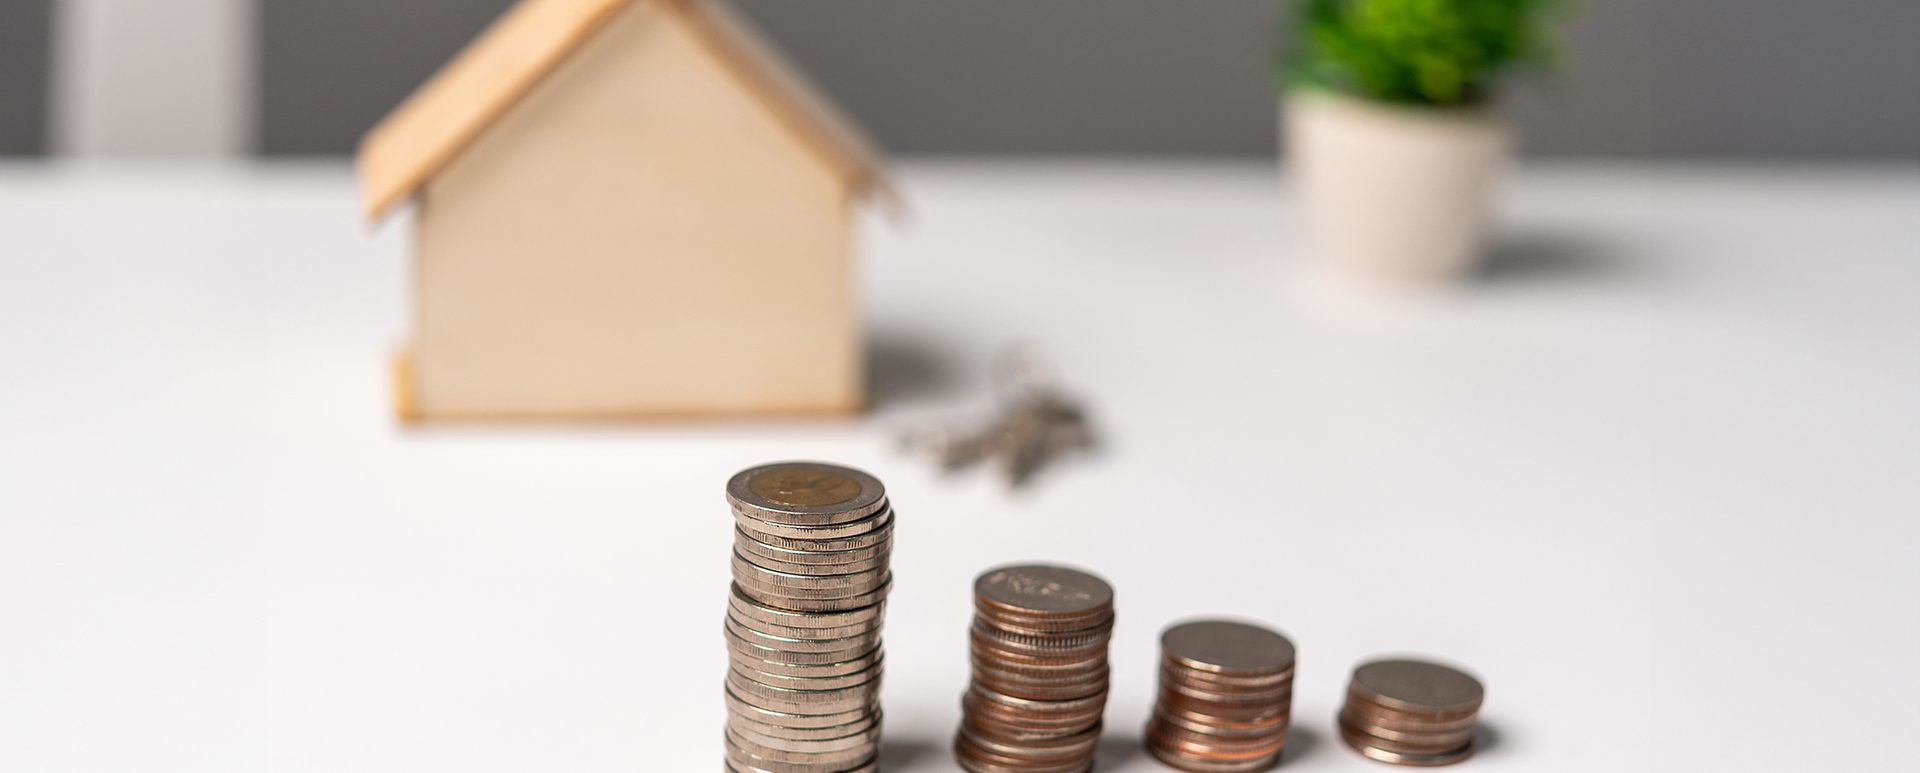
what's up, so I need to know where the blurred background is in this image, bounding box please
[2,3,1917,772]
[4,0,1917,159]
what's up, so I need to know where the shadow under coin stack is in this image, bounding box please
[723,462,893,773]
[1339,659,1484,767]
[1146,620,1296,772]
[956,564,1115,773]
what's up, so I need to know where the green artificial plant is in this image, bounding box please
[1284,0,1559,107]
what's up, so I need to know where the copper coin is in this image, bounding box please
[1339,724,1474,767]
[1151,706,1288,738]
[1162,620,1295,676]
[1342,687,1481,727]
[1145,741,1282,773]
[1148,721,1287,758]
[1338,720,1475,756]
[1349,659,1484,715]
[1344,709,1474,740]
[974,565,1113,618]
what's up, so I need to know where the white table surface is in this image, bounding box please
[1,160,1915,772]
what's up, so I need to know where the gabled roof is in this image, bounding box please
[357,0,890,221]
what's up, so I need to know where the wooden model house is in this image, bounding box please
[359,0,890,420]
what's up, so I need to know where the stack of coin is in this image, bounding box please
[723,462,893,773]
[1338,659,1484,767]
[1145,620,1296,772]
[955,564,1115,773]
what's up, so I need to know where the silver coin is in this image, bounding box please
[727,671,881,715]
[727,583,885,629]
[726,726,876,767]
[733,506,893,542]
[972,618,1112,651]
[732,560,891,598]
[972,664,1110,688]
[734,655,883,691]
[730,644,884,679]
[735,529,892,565]
[726,627,879,666]
[731,574,890,604]
[726,605,883,641]
[726,462,887,526]
[725,659,883,694]
[728,714,881,754]
[725,687,876,728]
[725,616,883,654]
[733,545,893,576]
[738,516,894,552]
[726,758,878,773]
[734,575,893,612]
[725,682,883,721]
[726,759,878,773]
[726,707,880,742]
[733,551,891,589]
[966,683,1108,714]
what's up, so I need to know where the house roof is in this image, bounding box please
[357,0,890,221]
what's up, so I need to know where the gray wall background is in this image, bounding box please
[9,1,1919,157]
[0,0,54,154]
[258,0,1920,158]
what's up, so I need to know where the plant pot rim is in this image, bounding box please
[1284,87,1505,122]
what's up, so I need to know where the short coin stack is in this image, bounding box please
[955,564,1115,773]
[1146,620,1296,772]
[1339,659,1484,767]
[723,462,893,773]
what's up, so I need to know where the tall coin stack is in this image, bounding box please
[1338,659,1484,767]
[955,564,1115,773]
[723,462,893,773]
[1145,621,1296,772]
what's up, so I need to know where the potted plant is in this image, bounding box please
[1282,0,1559,282]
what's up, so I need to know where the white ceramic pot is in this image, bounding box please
[1285,90,1511,283]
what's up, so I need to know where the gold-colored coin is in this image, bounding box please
[728,462,887,526]
[750,466,862,508]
